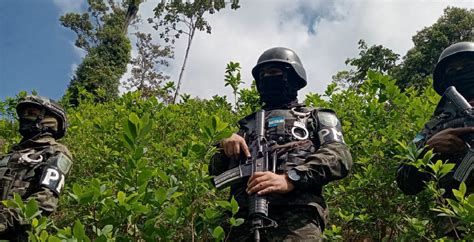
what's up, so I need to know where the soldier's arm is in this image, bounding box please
[209,151,231,176]
[209,123,250,176]
[0,148,72,235]
[290,110,353,189]
[32,148,73,214]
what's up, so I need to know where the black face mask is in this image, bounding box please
[446,68,474,99]
[19,117,41,140]
[257,75,297,108]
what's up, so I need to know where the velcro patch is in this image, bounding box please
[318,128,345,145]
[413,134,425,144]
[317,111,338,127]
[52,153,72,175]
[268,117,285,128]
[40,166,66,195]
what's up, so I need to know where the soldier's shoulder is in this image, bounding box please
[51,142,73,159]
[313,107,336,114]
[238,112,257,126]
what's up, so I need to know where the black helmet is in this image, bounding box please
[433,42,474,95]
[16,95,68,139]
[252,47,307,90]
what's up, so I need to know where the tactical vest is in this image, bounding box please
[235,106,317,172]
[232,106,328,203]
[0,143,72,200]
[418,112,474,195]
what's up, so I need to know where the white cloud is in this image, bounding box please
[117,0,474,100]
[52,0,85,14]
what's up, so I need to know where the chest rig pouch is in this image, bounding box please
[0,146,60,200]
[265,106,316,145]
[239,106,319,173]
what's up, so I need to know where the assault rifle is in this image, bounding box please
[213,109,277,241]
[438,86,474,182]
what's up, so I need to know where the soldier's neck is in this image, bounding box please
[263,99,299,110]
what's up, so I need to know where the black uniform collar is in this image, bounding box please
[13,135,57,151]
[263,99,300,110]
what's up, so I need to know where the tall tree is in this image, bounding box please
[149,0,240,103]
[62,0,143,105]
[333,39,399,89]
[123,32,175,102]
[393,7,474,90]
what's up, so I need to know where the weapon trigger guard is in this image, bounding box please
[251,214,278,231]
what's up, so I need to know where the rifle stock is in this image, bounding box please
[441,86,474,182]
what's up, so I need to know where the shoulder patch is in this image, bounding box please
[0,155,10,166]
[412,133,426,144]
[268,117,285,128]
[50,153,73,175]
[40,166,65,195]
[317,111,339,127]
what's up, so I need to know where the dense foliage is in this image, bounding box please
[61,0,142,105]
[1,71,472,240]
[2,2,473,240]
[336,7,474,91]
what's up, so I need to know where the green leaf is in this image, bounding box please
[32,218,38,228]
[48,237,62,242]
[452,189,465,202]
[212,226,225,241]
[101,224,113,235]
[230,196,239,215]
[117,191,126,205]
[140,116,153,138]
[212,116,218,131]
[40,230,49,241]
[25,198,40,219]
[121,133,135,151]
[156,170,169,182]
[129,112,140,125]
[229,217,236,226]
[165,205,177,219]
[155,187,167,205]
[138,169,153,186]
[72,220,87,240]
[234,218,244,227]
[216,200,231,211]
[13,193,25,210]
[439,163,455,177]
[205,208,219,219]
[459,182,467,196]
[127,119,138,141]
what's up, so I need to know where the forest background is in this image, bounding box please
[0,0,473,241]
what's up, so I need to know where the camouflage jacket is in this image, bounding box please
[210,104,353,225]
[396,112,474,197]
[0,136,73,235]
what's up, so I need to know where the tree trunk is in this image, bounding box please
[172,27,195,104]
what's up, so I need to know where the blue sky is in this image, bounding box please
[1,0,473,102]
[0,0,84,100]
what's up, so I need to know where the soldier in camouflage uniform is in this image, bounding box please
[396,42,474,239]
[210,47,353,241]
[0,96,73,241]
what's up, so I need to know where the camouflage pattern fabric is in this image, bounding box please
[226,206,323,242]
[0,136,72,240]
[396,113,473,237]
[210,103,352,236]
